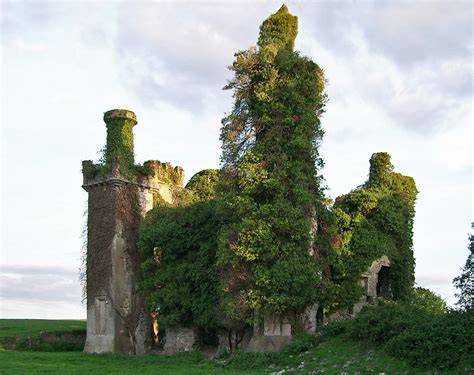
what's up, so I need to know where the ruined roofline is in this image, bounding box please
[81,159,185,191]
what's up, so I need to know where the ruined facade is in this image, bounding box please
[82,109,394,354]
[82,109,183,354]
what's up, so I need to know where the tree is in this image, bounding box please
[218,5,327,323]
[453,228,474,311]
[409,287,447,315]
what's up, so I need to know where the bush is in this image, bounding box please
[15,337,83,352]
[347,303,427,343]
[386,310,474,370]
[408,287,447,315]
[329,302,474,370]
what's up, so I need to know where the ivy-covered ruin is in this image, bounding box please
[82,5,417,354]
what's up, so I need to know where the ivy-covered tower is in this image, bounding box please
[82,109,184,354]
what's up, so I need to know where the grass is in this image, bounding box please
[0,350,264,374]
[0,338,416,375]
[0,319,86,338]
[0,319,458,374]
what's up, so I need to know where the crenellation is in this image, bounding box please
[142,160,185,186]
[82,109,184,354]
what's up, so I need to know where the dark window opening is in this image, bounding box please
[376,266,392,300]
[316,306,324,328]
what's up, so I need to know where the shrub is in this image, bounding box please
[330,302,474,370]
[386,310,474,370]
[408,287,447,315]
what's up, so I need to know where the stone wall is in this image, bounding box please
[163,327,196,354]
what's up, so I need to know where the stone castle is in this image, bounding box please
[82,109,394,354]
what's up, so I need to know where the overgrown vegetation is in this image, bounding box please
[138,4,329,336]
[324,302,474,371]
[137,5,421,345]
[329,152,418,310]
[217,4,327,323]
[139,200,225,330]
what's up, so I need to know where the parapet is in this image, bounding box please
[142,160,185,187]
[104,109,137,125]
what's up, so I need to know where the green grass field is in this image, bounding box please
[0,319,86,338]
[0,337,417,375]
[0,319,436,374]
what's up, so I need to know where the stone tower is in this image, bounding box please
[82,109,183,354]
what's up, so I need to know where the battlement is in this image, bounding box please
[104,109,137,124]
[142,160,184,187]
[81,159,184,191]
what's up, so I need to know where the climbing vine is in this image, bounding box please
[139,200,225,330]
[329,153,418,310]
[217,5,328,323]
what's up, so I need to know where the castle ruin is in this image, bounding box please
[82,109,395,354]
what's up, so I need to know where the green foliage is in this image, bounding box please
[218,5,327,321]
[139,200,225,329]
[257,4,298,52]
[408,287,447,315]
[103,114,136,174]
[386,310,474,370]
[453,232,474,311]
[330,152,418,309]
[185,169,220,201]
[333,302,474,370]
[15,338,83,352]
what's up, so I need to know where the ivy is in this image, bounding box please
[139,200,225,329]
[330,153,418,309]
[185,169,220,201]
[217,5,327,322]
[103,112,136,175]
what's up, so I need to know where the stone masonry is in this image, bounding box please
[82,109,183,354]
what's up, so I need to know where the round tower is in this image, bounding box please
[103,109,137,171]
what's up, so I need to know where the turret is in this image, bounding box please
[82,109,184,354]
[103,109,137,172]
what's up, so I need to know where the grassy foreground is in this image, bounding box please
[0,336,416,375]
[0,318,443,374]
[0,351,257,374]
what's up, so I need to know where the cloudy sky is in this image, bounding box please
[1,0,472,319]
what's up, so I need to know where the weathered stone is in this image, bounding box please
[163,327,196,354]
[83,109,184,354]
[246,335,291,352]
[303,304,319,333]
[216,327,253,355]
[263,313,291,336]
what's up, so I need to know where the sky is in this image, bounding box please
[0,0,472,319]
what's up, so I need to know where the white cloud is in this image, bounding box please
[0,265,85,319]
